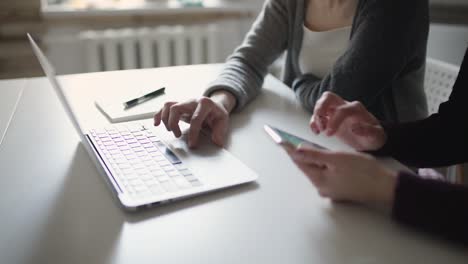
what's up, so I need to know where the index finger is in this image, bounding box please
[312,92,346,132]
[188,102,211,148]
[313,92,346,118]
[154,109,163,126]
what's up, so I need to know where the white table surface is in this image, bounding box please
[0,64,466,264]
[0,78,26,147]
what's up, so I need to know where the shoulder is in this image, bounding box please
[263,0,302,15]
[357,0,428,13]
[354,0,428,25]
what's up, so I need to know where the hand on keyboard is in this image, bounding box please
[153,91,236,148]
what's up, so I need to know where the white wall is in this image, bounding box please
[428,24,468,66]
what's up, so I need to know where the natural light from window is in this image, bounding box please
[46,0,211,9]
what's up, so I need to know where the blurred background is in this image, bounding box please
[1,0,468,79]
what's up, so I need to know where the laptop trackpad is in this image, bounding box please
[154,124,257,186]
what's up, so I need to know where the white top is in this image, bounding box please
[299,24,351,78]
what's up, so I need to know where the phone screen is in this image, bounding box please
[264,125,327,149]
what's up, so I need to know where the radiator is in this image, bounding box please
[79,25,219,72]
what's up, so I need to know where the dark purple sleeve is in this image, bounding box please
[372,45,468,167]
[392,172,468,245]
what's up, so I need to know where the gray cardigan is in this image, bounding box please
[204,0,429,122]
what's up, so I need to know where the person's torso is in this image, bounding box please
[298,24,351,78]
[283,0,428,122]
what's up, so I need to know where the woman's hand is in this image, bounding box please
[286,144,397,208]
[154,90,236,148]
[310,92,387,151]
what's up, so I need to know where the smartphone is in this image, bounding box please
[264,124,328,149]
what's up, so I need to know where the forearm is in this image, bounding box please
[204,0,288,111]
[392,171,468,245]
[374,115,468,167]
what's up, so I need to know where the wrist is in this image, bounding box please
[210,90,237,114]
[370,167,398,209]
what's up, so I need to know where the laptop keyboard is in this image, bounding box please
[89,124,202,200]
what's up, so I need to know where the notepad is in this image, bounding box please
[95,88,181,123]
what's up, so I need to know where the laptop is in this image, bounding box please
[28,34,258,211]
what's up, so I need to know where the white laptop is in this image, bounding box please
[28,34,258,211]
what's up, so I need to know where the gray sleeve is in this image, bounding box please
[203,0,289,111]
[292,0,429,114]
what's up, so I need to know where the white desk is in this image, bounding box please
[0,65,466,264]
[0,78,26,147]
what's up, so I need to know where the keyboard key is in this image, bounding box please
[112,152,125,157]
[136,152,148,158]
[152,173,166,180]
[129,159,142,165]
[190,180,202,187]
[130,179,144,187]
[147,148,160,153]
[137,170,151,176]
[156,175,170,182]
[185,175,197,182]
[149,185,164,195]
[161,181,178,192]
[146,179,158,186]
[140,174,153,181]
[140,139,151,145]
[149,137,160,143]
[158,160,172,167]
[133,147,145,152]
[167,171,180,177]
[141,156,152,162]
[134,164,145,170]
[118,164,131,169]
[121,167,133,173]
[123,135,134,140]
[179,169,192,176]
[128,141,139,146]
[154,156,166,161]
[116,142,127,147]
[163,166,175,172]
[109,149,120,154]
[123,173,138,180]
[149,166,163,172]
[122,149,133,155]
[174,164,187,170]
[173,177,191,189]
